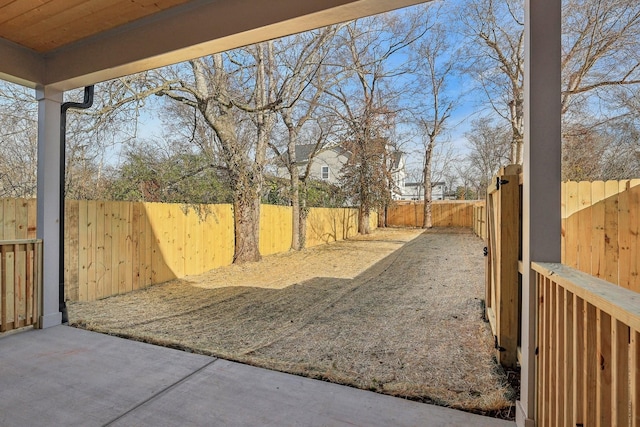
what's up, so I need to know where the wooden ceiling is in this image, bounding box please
[0,0,192,53]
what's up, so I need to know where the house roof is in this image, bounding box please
[0,0,426,90]
[290,144,351,164]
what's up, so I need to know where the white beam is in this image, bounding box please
[36,86,63,329]
[44,0,426,90]
[519,0,562,425]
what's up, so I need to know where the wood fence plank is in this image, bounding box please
[120,202,132,294]
[1,245,7,332]
[131,203,141,291]
[577,181,593,275]
[604,181,620,285]
[0,200,4,240]
[94,202,105,299]
[102,201,113,297]
[86,200,97,301]
[65,200,79,301]
[3,198,16,240]
[591,181,606,279]
[618,181,631,291]
[565,181,579,268]
[629,180,640,293]
[143,204,153,286]
[110,201,121,296]
[27,199,37,238]
[15,199,28,239]
[77,200,88,302]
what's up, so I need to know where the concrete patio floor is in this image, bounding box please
[0,326,514,427]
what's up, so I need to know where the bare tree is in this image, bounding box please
[458,0,640,170]
[458,0,524,164]
[326,12,427,234]
[270,27,337,250]
[0,81,38,198]
[463,117,511,195]
[147,44,279,263]
[414,10,456,229]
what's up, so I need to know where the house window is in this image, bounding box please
[321,166,329,180]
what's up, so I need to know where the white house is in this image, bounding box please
[277,144,407,194]
[398,181,446,201]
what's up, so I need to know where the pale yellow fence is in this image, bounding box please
[0,199,372,302]
[386,201,477,228]
[562,179,640,293]
[0,240,41,332]
[534,262,639,427]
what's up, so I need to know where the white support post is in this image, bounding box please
[519,0,562,425]
[36,86,63,329]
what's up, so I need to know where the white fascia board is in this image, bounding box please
[0,38,44,88]
[44,0,427,90]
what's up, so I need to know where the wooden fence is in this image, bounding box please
[0,199,372,303]
[534,262,640,427]
[386,200,477,228]
[472,202,486,239]
[0,240,41,332]
[562,179,640,293]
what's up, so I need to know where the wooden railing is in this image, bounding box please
[0,240,41,332]
[534,262,639,427]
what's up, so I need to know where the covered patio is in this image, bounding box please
[1,1,565,426]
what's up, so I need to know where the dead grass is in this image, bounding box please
[68,227,515,417]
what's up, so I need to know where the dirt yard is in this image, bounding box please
[68,227,516,417]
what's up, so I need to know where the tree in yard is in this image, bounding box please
[270,27,338,250]
[457,0,524,165]
[326,12,428,234]
[147,44,279,263]
[463,117,511,197]
[413,8,456,229]
[0,81,38,198]
[458,0,640,171]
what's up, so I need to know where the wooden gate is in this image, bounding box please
[0,240,41,332]
[484,165,521,368]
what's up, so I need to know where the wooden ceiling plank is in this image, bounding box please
[29,0,190,52]
[0,0,49,26]
[2,0,87,33]
[14,0,127,47]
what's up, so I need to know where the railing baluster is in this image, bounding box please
[611,319,630,426]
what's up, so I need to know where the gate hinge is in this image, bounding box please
[496,177,509,190]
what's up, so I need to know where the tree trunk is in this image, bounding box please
[422,142,433,229]
[359,207,371,234]
[233,192,261,263]
[291,178,301,250]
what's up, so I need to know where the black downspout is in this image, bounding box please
[60,85,94,323]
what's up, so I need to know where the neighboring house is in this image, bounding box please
[398,181,446,201]
[276,144,350,185]
[277,144,410,200]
